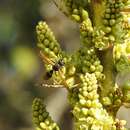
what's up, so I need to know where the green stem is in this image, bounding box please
[92,0,116,96]
[99,46,116,96]
[91,0,105,27]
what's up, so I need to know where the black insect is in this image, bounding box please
[39,51,79,88]
[45,59,65,79]
[39,51,65,79]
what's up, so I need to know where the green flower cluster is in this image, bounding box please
[36,21,61,59]
[114,43,126,61]
[75,47,104,81]
[113,31,130,73]
[72,73,113,130]
[32,98,60,130]
[32,98,49,126]
[103,0,123,26]
[63,0,90,22]
[103,0,125,42]
[102,85,123,111]
[123,14,130,30]
[115,55,130,72]
[113,21,130,73]
[93,0,125,50]
[80,20,93,46]
[93,28,111,50]
[36,21,66,83]
[122,81,130,106]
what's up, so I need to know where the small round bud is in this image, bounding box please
[79,99,86,106]
[86,100,92,107]
[111,8,116,13]
[66,77,75,88]
[126,93,130,101]
[48,51,56,58]
[82,91,88,97]
[81,9,88,20]
[95,71,101,79]
[109,35,115,42]
[71,14,80,22]
[82,66,88,73]
[45,119,50,125]
[33,106,39,111]
[73,9,79,14]
[97,65,103,72]
[111,14,115,19]
[49,42,55,50]
[39,115,44,121]
[33,117,39,124]
[114,99,122,105]
[53,46,59,54]
[81,108,88,116]
[68,65,76,76]
[79,94,84,100]
[104,26,112,33]
[82,86,87,92]
[91,100,100,108]
[87,92,94,100]
[90,65,96,72]
[39,34,45,41]
[103,19,109,25]
[102,97,112,106]
[105,14,111,19]
[33,111,39,116]
[93,94,99,99]
[109,19,116,26]
[122,81,130,91]
[105,8,111,13]
[40,122,47,129]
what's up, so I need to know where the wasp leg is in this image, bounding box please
[41,83,64,88]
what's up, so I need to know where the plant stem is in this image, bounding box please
[99,46,116,96]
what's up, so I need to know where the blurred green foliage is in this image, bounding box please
[0,0,42,130]
[0,0,74,130]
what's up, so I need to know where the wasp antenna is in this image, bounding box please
[41,83,64,88]
[39,51,55,65]
[52,0,69,17]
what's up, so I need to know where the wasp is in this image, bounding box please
[45,59,65,79]
[39,51,66,87]
[39,51,80,89]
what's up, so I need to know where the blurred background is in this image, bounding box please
[0,0,130,130]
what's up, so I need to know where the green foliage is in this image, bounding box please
[32,98,60,130]
[32,0,130,130]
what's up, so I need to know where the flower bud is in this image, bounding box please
[81,9,88,20]
[40,122,47,129]
[102,97,112,106]
[79,99,87,106]
[71,14,80,22]
[82,108,88,116]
